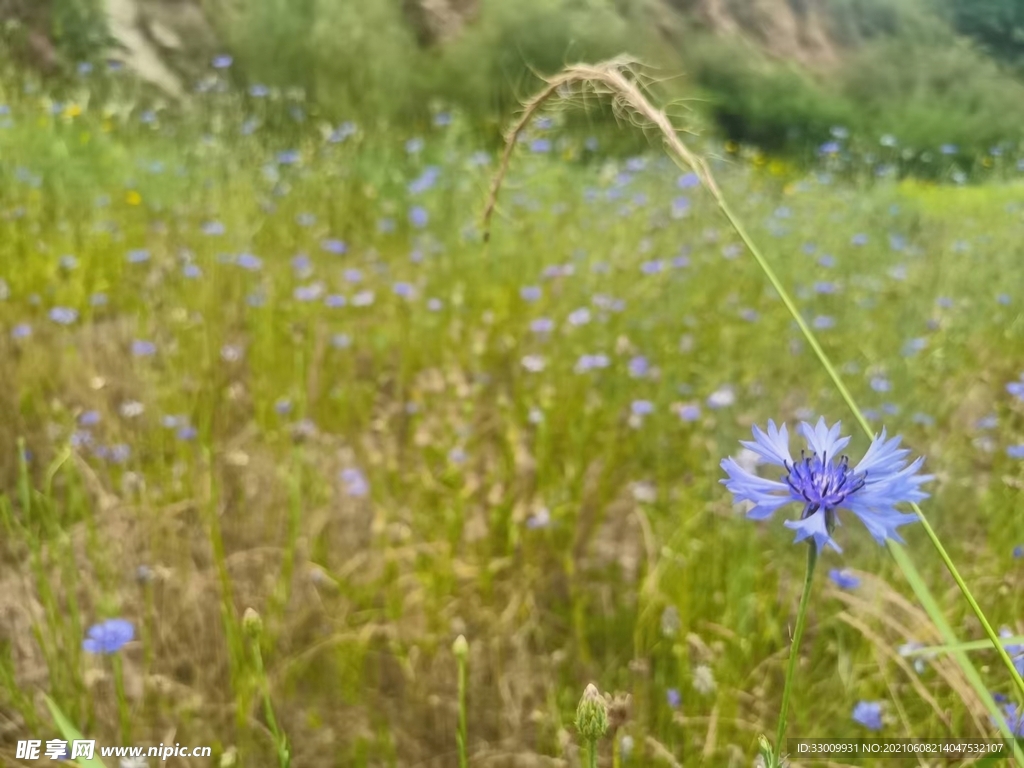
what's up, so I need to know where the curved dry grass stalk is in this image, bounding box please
[481,57,717,245]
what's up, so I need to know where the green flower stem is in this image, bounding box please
[775,543,817,765]
[111,655,131,745]
[251,639,290,768]
[457,655,468,768]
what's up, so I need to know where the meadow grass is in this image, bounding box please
[1,61,1024,767]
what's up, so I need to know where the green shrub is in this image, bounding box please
[839,38,1024,152]
[677,35,855,152]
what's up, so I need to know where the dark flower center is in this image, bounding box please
[783,451,866,523]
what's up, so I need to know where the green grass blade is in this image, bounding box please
[43,694,110,768]
[905,638,1024,657]
[889,545,1024,761]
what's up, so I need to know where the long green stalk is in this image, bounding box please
[774,544,818,765]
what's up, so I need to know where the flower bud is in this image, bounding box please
[242,607,263,639]
[452,634,469,660]
[575,683,609,742]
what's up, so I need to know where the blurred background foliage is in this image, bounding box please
[2,0,1024,160]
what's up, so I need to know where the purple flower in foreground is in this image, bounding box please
[83,619,134,654]
[721,419,931,553]
[852,701,883,730]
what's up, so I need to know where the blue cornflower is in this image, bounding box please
[721,419,931,553]
[852,701,883,730]
[83,619,134,654]
[829,569,861,589]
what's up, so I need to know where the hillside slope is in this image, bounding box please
[3,0,1023,157]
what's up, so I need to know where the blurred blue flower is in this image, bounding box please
[567,308,591,326]
[1007,445,1024,459]
[127,249,150,264]
[666,688,681,709]
[520,286,542,302]
[530,138,551,154]
[49,307,78,325]
[631,400,654,417]
[852,701,883,731]
[706,386,735,409]
[212,54,233,69]
[341,467,369,497]
[330,122,357,143]
[813,315,835,330]
[677,172,699,188]
[83,619,134,654]
[998,703,1024,737]
[321,238,347,255]
[676,404,701,422]
[628,356,649,378]
[409,206,429,228]
[721,419,931,553]
[1007,374,1024,400]
[870,376,891,393]
[408,167,440,195]
[828,569,860,589]
[131,340,156,357]
[575,354,609,373]
[237,253,262,271]
[525,507,550,529]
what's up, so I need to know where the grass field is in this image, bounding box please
[2,63,1024,767]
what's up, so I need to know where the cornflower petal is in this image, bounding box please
[784,512,842,553]
[799,418,851,460]
[739,419,792,466]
